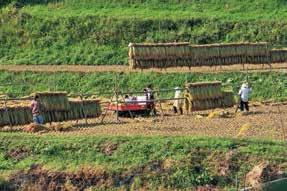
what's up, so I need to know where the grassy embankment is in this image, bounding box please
[0,70,286,101]
[1,0,287,65]
[0,133,286,190]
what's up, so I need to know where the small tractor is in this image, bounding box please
[107,95,155,117]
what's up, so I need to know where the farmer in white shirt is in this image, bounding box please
[173,87,183,114]
[238,82,252,111]
[124,94,132,103]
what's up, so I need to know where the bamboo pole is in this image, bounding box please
[115,74,120,123]
[100,93,115,124]
[155,90,164,120]
[115,90,119,122]
[80,94,88,125]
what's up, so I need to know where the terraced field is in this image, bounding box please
[1,1,287,190]
[2,102,285,141]
[0,130,286,191]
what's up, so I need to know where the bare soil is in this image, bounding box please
[1,102,286,141]
[100,142,118,156]
[0,63,286,73]
[43,103,287,141]
[7,164,112,191]
[4,147,30,161]
[3,154,284,191]
[246,162,283,187]
[3,160,223,191]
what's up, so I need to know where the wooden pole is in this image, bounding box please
[156,90,164,120]
[116,90,119,122]
[119,92,134,119]
[80,94,88,125]
[100,93,115,124]
[115,73,120,123]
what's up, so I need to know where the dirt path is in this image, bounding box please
[44,103,287,141]
[0,63,286,73]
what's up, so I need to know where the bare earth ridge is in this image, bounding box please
[11,103,285,141]
[0,63,286,73]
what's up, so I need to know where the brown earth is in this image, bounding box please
[4,160,179,191]
[7,164,112,191]
[100,142,118,156]
[246,161,283,187]
[23,123,49,133]
[3,158,230,191]
[4,147,30,161]
[41,103,287,141]
[196,186,219,191]
[1,102,286,141]
[218,150,237,177]
[0,63,286,73]
[4,149,284,191]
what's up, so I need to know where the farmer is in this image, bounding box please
[145,84,155,100]
[173,87,183,115]
[238,82,252,112]
[144,84,156,115]
[124,94,133,103]
[30,95,44,124]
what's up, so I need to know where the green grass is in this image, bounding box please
[1,0,285,20]
[0,70,286,101]
[19,0,287,20]
[0,133,286,189]
[1,0,287,65]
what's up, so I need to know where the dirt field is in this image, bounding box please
[0,63,286,73]
[0,62,286,141]
[35,103,286,141]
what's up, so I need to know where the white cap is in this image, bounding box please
[242,82,248,88]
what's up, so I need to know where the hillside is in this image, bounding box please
[1,0,287,65]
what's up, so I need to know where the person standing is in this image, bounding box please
[173,87,183,114]
[146,84,154,100]
[238,82,252,112]
[145,84,156,115]
[124,94,130,102]
[30,95,44,124]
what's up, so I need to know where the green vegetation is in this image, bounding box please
[0,70,286,101]
[15,0,287,20]
[1,0,287,65]
[0,133,286,190]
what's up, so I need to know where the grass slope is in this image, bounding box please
[0,133,286,190]
[0,70,286,101]
[18,0,287,20]
[1,0,287,65]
